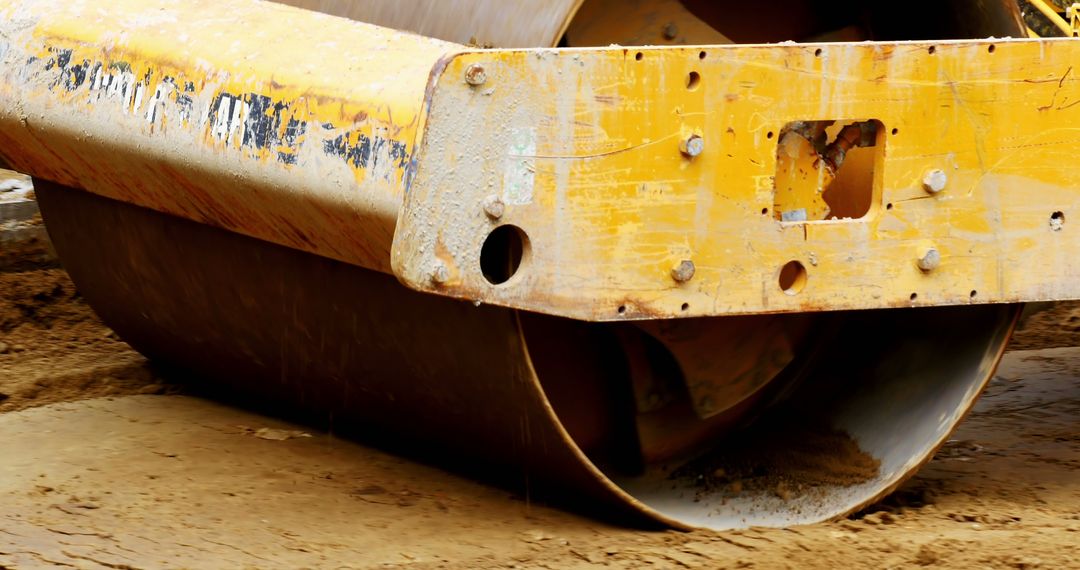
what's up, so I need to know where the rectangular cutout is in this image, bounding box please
[773,119,882,222]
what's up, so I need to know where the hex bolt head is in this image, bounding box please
[922,169,947,194]
[917,248,941,272]
[663,22,679,40]
[680,135,704,158]
[482,195,505,220]
[671,260,696,283]
[464,63,487,86]
[429,261,450,285]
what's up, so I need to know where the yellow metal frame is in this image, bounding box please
[1069,2,1080,35]
[5,0,1080,323]
[394,39,1080,320]
[1029,0,1075,35]
[0,0,453,274]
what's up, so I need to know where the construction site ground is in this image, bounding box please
[1,266,1078,569]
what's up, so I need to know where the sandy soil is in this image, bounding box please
[0,269,173,414]
[1,267,1078,569]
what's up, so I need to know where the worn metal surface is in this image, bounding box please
[615,303,1018,529]
[395,38,1080,320]
[35,180,1021,530]
[565,0,732,46]
[32,181,655,527]
[637,315,812,420]
[0,0,455,273]
[273,0,584,48]
[0,0,1068,323]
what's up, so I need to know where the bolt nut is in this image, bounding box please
[922,169,947,194]
[663,22,679,40]
[680,135,704,158]
[917,248,941,272]
[429,261,450,285]
[482,195,505,219]
[671,260,696,283]
[464,63,487,86]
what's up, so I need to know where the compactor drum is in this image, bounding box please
[0,0,1071,529]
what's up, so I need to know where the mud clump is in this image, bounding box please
[1,267,92,333]
[1,267,171,412]
[672,414,880,501]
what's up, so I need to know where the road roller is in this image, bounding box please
[0,0,1074,529]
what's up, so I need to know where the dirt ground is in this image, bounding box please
[1,267,1078,569]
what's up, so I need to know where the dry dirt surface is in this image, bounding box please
[1,267,1078,569]
[0,268,172,414]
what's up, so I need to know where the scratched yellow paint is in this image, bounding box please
[12,0,448,189]
[397,39,1080,321]
[0,0,456,273]
[5,0,1080,321]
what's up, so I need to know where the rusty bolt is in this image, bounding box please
[663,22,679,40]
[671,260,696,283]
[917,248,941,272]
[922,169,947,194]
[429,261,450,285]
[680,135,704,158]
[464,63,487,86]
[482,195,505,219]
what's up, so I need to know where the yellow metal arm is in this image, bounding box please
[0,0,455,274]
[1028,0,1074,35]
[394,40,1080,321]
